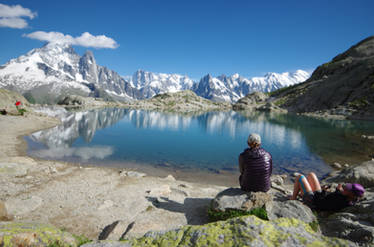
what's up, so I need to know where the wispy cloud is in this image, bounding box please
[0,3,36,29]
[24,31,119,49]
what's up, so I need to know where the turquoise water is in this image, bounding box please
[25,108,374,177]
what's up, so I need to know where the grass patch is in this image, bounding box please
[348,98,369,108]
[309,220,320,232]
[267,84,299,97]
[274,98,287,106]
[17,108,27,116]
[207,207,268,222]
[73,234,92,246]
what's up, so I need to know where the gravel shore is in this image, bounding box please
[0,113,230,239]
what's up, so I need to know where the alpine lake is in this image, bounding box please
[26,108,374,185]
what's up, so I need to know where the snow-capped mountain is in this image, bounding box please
[0,42,310,104]
[0,42,140,103]
[130,70,194,98]
[193,70,310,102]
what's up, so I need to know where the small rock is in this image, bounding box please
[344,164,350,168]
[126,171,146,178]
[49,166,58,173]
[98,200,114,210]
[271,175,284,186]
[0,201,13,221]
[147,185,171,196]
[271,183,288,193]
[119,170,127,177]
[164,174,176,181]
[178,184,191,188]
[211,188,272,212]
[332,162,342,169]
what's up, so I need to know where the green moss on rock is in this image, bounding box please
[119,216,354,247]
[0,222,78,247]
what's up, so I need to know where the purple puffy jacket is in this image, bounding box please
[239,147,273,192]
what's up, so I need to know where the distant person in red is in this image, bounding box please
[290,172,365,211]
[239,133,273,192]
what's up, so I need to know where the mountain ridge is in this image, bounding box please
[0,42,310,104]
[270,35,374,120]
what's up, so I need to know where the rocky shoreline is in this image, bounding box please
[1,110,374,246]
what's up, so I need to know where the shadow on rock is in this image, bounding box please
[146,196,212,225]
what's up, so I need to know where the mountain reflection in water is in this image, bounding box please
[26,108,374,177]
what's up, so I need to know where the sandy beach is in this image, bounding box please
[0,113,233,239]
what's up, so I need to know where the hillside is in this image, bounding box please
[270,36,374,120]
[124,90,231,112]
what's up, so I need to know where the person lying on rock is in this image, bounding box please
[290,172,365,211]
[239,133,273,192]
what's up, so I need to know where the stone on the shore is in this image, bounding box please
[0,222,77,247]
[210,188,272,212]
[327,160,374,187]
[266,200,317,224]
[163,174,176,181]
[270,175,286,186]
[125,171,147,178]
[83,215,355,247]
[333,162,342,169]
[146,185,171,197]
[362,135,374,140]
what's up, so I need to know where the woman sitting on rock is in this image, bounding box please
[289,172,365,211]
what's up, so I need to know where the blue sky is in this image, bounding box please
[0,0,373,79]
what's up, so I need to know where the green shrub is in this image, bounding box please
[17,108,27,116]
[207,207,268,222]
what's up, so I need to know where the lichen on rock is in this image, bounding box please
[84,215,355,247]
[0,222,77,247]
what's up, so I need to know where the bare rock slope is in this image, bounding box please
[271,36,374,120]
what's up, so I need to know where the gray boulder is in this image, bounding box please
[266,200,317,224]
[319,191,374,245]
[326,160,374,187]
[210,188,272,212]
[232,92,268,110]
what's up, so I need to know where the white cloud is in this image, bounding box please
[24,31,119,49]
[30,146,114,161]
[0,3,36,29]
